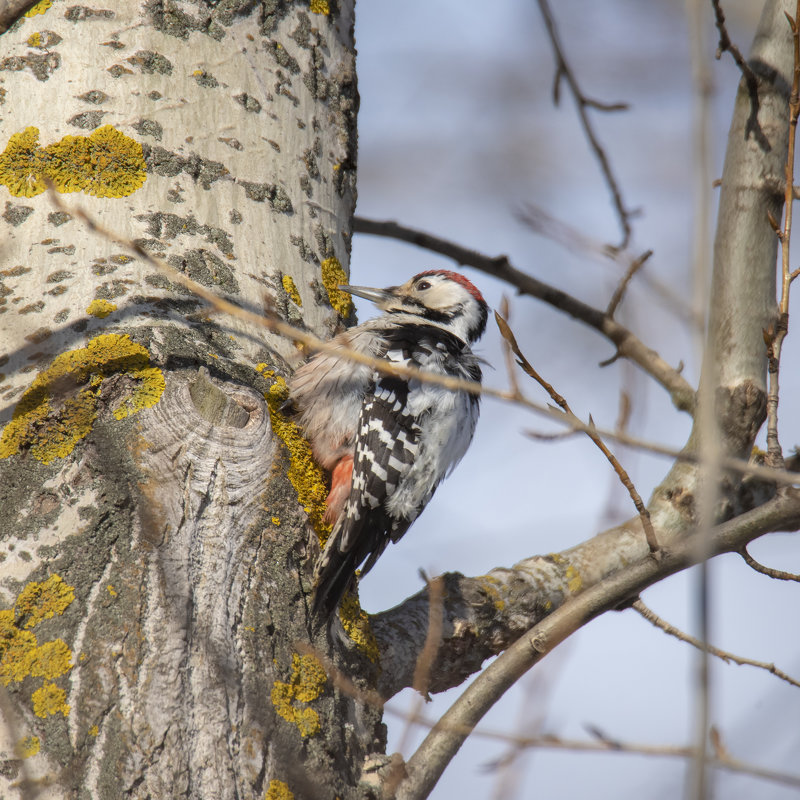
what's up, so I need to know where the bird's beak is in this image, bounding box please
[338,284,394,305]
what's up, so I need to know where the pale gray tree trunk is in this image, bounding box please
[0,2,379,798]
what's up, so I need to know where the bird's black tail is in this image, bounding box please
[311,544,360,621]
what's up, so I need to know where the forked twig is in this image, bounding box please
[712,0,768,147]
[495,310,659,554]
[536,0,633,250]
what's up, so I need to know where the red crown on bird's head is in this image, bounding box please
[414,270,486,305]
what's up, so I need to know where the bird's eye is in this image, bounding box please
[417,280,431,290]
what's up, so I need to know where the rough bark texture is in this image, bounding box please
[0,1,382,798]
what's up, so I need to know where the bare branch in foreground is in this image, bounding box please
[632,599,800,689]
[740,545,800,580]
[535,0,633,250]
[352,215,696,414]
[496,311,659,554]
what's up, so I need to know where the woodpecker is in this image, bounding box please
[288,269,488,619]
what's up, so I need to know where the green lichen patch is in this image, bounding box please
[167,249,239,293]
[0,51,61,82]
[238,179,293,213]
[320,257,351,317]
[0,333,165,464]
[234,93,262,113]
[68,111,106,130]
[132,118,163,142]
[77,89,108,105]
[143,144,229,190]
[192,69,219,88]
[0,125,147,199]
[270,653,326,737]
[64,6,114,21]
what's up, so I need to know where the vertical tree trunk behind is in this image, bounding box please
[0,2,381,798]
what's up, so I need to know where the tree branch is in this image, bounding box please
[391,489,800,800]
[352,215,696,413]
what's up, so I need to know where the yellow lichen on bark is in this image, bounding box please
[15,574,75,627]
[565,565,582,593]
[281,274,302,306]
[32,681,69,718]
[265,376,331,546]
[320,257,352,317]
[0,576,75,718]
[24,0,51,16]
[338,594,380,663]
[270,653,327,738]
[0,334,165,464]
[88,293,117,315]
[266,780,294,800]
[309,0,330,14]
[0,125,146,199]
[16,736,40,758]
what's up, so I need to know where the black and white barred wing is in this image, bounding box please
[310,368,421,616]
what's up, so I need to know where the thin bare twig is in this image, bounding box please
[740,545,800,581]
[764,2,800,469]
[712,0,768,147]
[606,249,653,318]
[536,0,633,250]
[412,573,445,697]
[515,204,695,324]
[632,599,800,689]
[352,215,697,414]
[495,311,660,554]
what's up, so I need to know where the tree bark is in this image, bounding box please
[0,2,375,798]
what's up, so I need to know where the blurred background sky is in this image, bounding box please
[348,1,800,798]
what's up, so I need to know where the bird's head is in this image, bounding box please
[340,270,488,343]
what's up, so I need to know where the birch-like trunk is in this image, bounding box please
[0,2,379,798]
